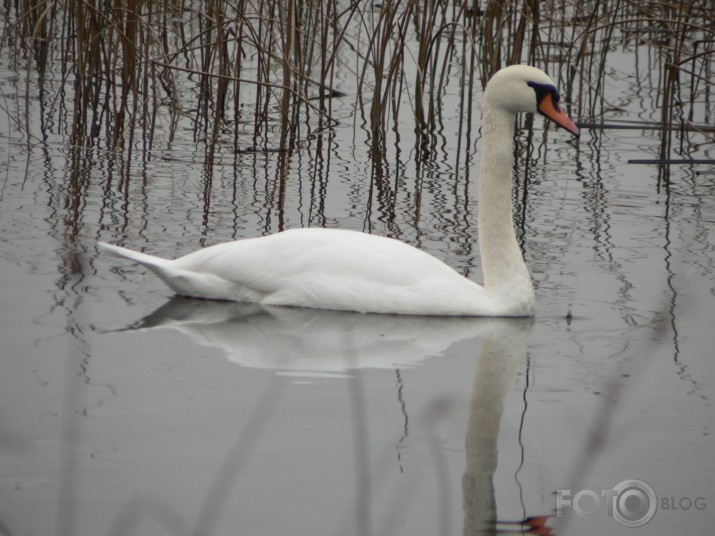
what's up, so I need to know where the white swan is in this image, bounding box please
[98,65,579,317]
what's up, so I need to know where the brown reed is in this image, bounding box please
[2,0,713,175]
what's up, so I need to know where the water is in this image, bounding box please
[1,29,714,536]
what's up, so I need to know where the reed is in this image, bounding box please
[2,0,713,175]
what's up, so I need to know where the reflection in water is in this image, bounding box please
[122,299,552,534]
[127,298,496,375]
[462,318,553,536]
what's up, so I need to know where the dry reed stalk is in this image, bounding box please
[3,0,713,180]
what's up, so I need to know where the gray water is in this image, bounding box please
[1,33,714,536]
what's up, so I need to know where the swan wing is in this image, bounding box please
[100,229,491,315]
[170,228,490,315]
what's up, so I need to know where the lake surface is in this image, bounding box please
[1,20,714,536]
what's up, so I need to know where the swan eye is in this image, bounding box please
[527,81,560,110]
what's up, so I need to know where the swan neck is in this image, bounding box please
[477,101,533,312]
[480,105,515,179]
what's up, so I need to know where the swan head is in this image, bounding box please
[484,65,580,137]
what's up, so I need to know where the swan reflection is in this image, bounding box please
[128,298,505,375]
[463,318,554,535]
[125,299,552,534]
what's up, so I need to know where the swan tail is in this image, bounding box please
[97,241,241,300]
[97,241,171,268]
[97,241,181,289]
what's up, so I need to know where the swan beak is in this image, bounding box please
[538,94,580,137]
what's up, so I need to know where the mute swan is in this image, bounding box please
[98,65,579,316]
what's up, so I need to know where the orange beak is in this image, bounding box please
[538,93,580,137]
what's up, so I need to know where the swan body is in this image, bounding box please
[98,229,497,315]
[99,65,579,317]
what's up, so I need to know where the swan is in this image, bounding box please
[98,65,579,317]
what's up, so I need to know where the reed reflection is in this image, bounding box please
[122,299,552,534]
